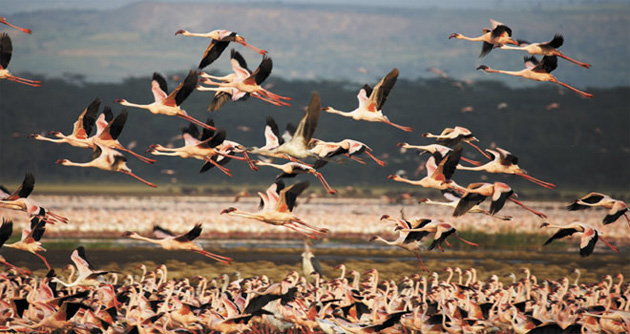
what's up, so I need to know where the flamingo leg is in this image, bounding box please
[384,120,413,132]
[177,114,217,131]
[238,41,268,56]
[284,223,318,239]
[466,142,492,160]
[118,147,157,164]
[555,81,594,99]
[252,93,290,106]
[204,157,233,177]
[260,88,292,101]
[191,249,233,265]
[414,253,430,273]
[557,53,591,69]
[120,171,157,188]
[509,198,547,219]
[515,173,556,189]
[0,18,32,34]
[0,259,31,275]
[444,239,453,247]
[34,252,52,270]
[461,156,482,166]
[292,219,329,235]
[455,234,479,247]
[8,76,42,87]
[46,211,69,224]
[347,154,367,165]
[315,172,337,195]
[598,236,619,253]
[240,152,258,171]
[364,151,386,167]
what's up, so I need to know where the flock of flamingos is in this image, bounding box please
[1,14,629,333]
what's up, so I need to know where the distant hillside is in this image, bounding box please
[4,2,629,87]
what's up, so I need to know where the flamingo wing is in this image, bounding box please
[252,56,272,85]
[0,33,12,69]
[176,224,202,242]
[603,202,628,225]
[199,40,230,70]
[371,68,399,110]
[153,225,176,239]
[6,173,35,200]
[74,97,101,138]
[544,227,579,245]
[208,91,233,112]
[29,218,46,242]
[279,181,309,212]
[169,70,198,107]
[545,34,563,49]
[0,219,13,248]
[579,228,597,257]
[230,49,252,79]
[71,246,97,277]
[151,73,169,102]
[292,92,321,145]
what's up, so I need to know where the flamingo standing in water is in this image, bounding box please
[0,17,32,34]
[3,217,51,270]
[449,19,518,57]
[567,192,629,226]
[115,70,215,130]
[453,182,547,219]
[198,52,291,107]
[541,221,618,257]
[499,34,591,69]
[0,173,68,224]
[56,143,156,188]
[324,68,412,132]
[175,29,267,69]
[221,181,328,239]
[456,147,556,189]
[0,33,41,86]
[123,224,232,264]
[477,55,594,98]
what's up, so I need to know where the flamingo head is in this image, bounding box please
[122,231,134,237]
[448,33,461,39]
[220,207,237,215]
[114,99,126,104]
[28,133,40,138]
[539,222,550,228]
[55,159,69,165]
[174,29,187,35]
[476,65,490,71]
[379,214,391,220]
[387,174,399,180]
[368,236,378,242]
[48,131,62,137]
[418,198,429,203]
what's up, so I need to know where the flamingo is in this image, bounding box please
[324,68,412,132]
[123,224,232,264]
[419,189,512,221]
[56,143,156,188]
[221,181,329,239]
[540,221,618,257]
[387,145,464,191]
[398,142,481,166]
[477,55,594,98]
[374,215,434,271]
[198,52,291,107]
[449,19,518,57]
[0,17,31,34]
[310,138,386,167]
[115,70,215,130]
[244,92,321,160]
[51,246,114,287]
[453,182,547,219]
[400,221,479,252]
[421,126,491,160]
[499,34,591,68]
[92,107,156,164]
[3,217,51,270]
[301,240,323,279]
[198,49,252,111]
[29,97,101,149]
[175,29,267,69]
[0,173,68,224]
[567,192,629,226]
[0,33,41,87]
[0,219,31,275]
[456,147,556,189]
[254,159,337,195]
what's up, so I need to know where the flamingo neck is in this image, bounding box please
[324,107,354,118]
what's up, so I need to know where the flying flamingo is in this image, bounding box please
[421,126,491,160]
[499,34,591,68]
[477,55,594,98]
[198,49,252,111]
[374,215,434,271]
[198,52,291,107]
[567,192,629,226]
[456,147,556,189]
[253,159,337,195]
[541,221,618,257]
[175,29,267,69]
[324,68,412,132]
[398,142,482,167]
[123,224,232,264]
[400,221,479,252]
[0,17,32,34]
[0,219,31,275]
[310,138,386,167]
[449,19,518,57]
[453,182,547,219]
[243,92,321,160]
[29,97,101,149]
[0,173,68,224]
[3,217,51,270]
[419,189,512,221]
[52,246,115,287]
[115,70,215,130]
[221,181,329,239]
[92,107,156,164]
[56,143,157,188]
[0,33,41,86]
[387,145,464,191]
